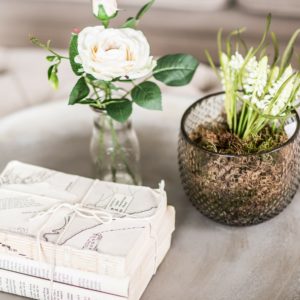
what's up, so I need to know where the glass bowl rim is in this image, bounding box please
[180,91,300,157]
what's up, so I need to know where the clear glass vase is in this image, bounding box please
[90,109,142,185]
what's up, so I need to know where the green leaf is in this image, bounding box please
[153,54,199,86]
[271,31,279,67]
[79,98,97,105]
[46,55,56,62]
[50,72,59,90]
[279,29,300,76]
[47,65,54,81]
[86,74,97,81]
[121,17,138,29]
[253,13,272,56]
[122,0,154,28]
[217,28,223,56]
[92,80,109,89]
[131,81,162,110]
[136,0,155,20]
[205,50,220,79]
[106,99,133,123]
[112,76,132,82]
[69,77,90,105]
[69,34,83,76]
[47,65,59,89]
[225,27,246,55]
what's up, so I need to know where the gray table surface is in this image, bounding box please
[0,96,300,300]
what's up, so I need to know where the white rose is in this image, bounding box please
[76,26,156,81]
[92,0,118,18]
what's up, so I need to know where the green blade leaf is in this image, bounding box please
[69,34,83,76]
[271,31,279,67]
[131,81,162,110]
[279,29,300,76]
[106,99,133,123]
[225,27,246,55]
[69,77,90,105]
[205,50,220,79]
[253,13,272,56]
[121,17,138,29]
[153,54,199,86]
[217,28,223,56]
[136,0,155,20]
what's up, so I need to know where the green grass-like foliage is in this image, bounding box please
[206,14,300,140]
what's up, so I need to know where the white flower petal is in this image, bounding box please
[76,26,155,81]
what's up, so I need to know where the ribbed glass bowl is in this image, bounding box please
[178,92,300,226]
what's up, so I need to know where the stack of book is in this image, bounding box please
[0,161,175,300]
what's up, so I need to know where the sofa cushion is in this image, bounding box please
[123,0,229,11]
[237,0,300,17]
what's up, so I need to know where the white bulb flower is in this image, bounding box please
[92,0,118,17]
[75,26,156,81]
[219,50,299,119]
[243,56,268,97]
[268,66,295,116]
[229,52,244,71]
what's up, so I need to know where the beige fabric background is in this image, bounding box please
[1,0,299,59]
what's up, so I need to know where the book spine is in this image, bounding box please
[0,253,129,296]
[0,268,125,300]
[0,226,134,278]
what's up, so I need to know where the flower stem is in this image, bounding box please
[108,118,139,185]
[30,37,69,60]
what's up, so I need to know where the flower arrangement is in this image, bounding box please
[30,0,198,185]
[205,15,300,152]
[30,0,199,123]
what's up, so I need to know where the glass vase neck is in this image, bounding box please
[92,108,131,131]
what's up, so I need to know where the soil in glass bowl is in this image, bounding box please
[189,122,288,155]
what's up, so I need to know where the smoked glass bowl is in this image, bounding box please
[178,92,300,226]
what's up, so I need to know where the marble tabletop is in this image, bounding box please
[0,94,300,300]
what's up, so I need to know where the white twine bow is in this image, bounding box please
[30,202,114,300]
[33,202,113,224]
[31,202,113,261]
